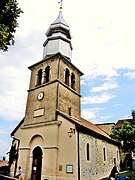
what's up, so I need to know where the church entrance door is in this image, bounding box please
[31,146,42,180]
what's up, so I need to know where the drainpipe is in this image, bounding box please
[77,128,80,180]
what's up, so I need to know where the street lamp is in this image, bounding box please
[68,128,75,138]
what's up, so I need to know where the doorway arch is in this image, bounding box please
[31,146,42,180]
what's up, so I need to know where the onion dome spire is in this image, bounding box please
[43,6,72,60]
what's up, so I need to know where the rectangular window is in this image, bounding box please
[103,147,106,161]
[86,143,90,161]
[68,107,72,115]
[117,150,119,161]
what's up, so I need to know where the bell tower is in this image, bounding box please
[23,9,83,127]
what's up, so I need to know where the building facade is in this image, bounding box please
[10,9,120,180]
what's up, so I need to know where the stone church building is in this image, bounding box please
[10,8,120,180]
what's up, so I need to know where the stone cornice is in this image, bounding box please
[19,147,30,150]
[28,79,81,97]
[43,146,59,149]
[21,120,62,129]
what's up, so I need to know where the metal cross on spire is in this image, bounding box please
[58,0,63,11]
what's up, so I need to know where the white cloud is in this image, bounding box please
[0,139,11,157]
[0,126,12,157]
[81,79,86,86]
[0,128,7,135]
[81,109,96,120]
[81,64,118,80]
[114,104,122,107]
[0,66,28,121]
[90,82,118,92]
[82,93,116,104]
[71,0,135,75]
[124,71,135,79]
[81,107,107,123]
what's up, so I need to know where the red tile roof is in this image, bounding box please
[78,117,110,139]
[115,118,135,128]
[0,160,8,167]
[57,111,112,140]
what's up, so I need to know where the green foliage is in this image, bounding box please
[110,121,135,152]
[0,0,23,51]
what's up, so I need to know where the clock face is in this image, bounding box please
[37,92,44,100]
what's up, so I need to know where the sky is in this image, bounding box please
[1,0,135,159]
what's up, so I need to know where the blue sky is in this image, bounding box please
[1,0,135,159]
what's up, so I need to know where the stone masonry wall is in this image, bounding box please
[79,132,120,180]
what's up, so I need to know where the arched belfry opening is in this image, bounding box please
[65,68,70,86]
[31,146,42,180]
[36,69,42,86]
[45,66,50,83]
[71,72,75,90]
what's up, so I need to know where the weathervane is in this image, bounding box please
[58,0,63,11]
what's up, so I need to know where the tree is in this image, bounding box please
[131,109,135,120]
[8,140,18,167]
[110,121,135,153]
[0,0,23,51]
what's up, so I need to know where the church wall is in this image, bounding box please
[79,132,120,180]
[16,115,79,180]
[57,58,82,118]
[42,148,58,180]
[59,84,81,118]
[24,82,58,125]
[11,122,61,180]
[56,115,78,180]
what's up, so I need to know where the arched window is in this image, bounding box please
[65,68,70,86]
[45,66,50,83]
[37,69,42,86]
[71,73,75,90]
[86,143,90,161]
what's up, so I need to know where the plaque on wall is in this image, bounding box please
[33,108,45,117]
[66,165,73,173]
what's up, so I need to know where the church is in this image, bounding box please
[10,6,120,180]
